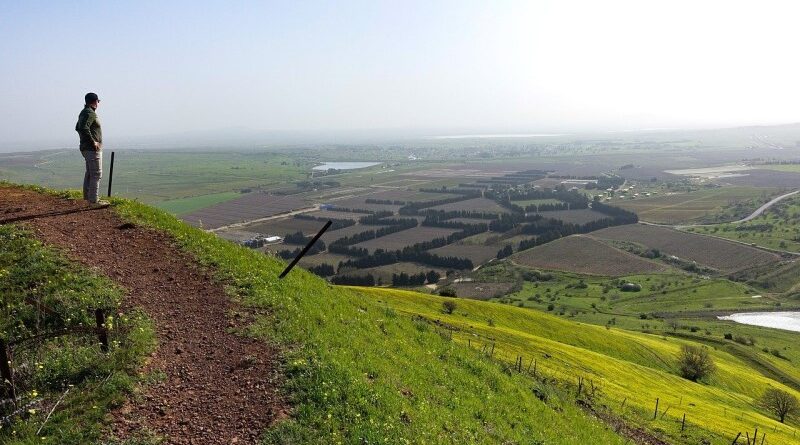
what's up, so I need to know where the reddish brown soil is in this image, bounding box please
[0,186,284,444]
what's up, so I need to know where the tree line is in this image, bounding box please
[365,198,406,205]
[338,246,473,271]
[399,194,479,215]
[392,270,441,286]
[294,214,355,230]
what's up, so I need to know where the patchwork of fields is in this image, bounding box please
[615,187,778,224]
[512,235,667,276]
[590,224,780,273]
[182,192,310,229]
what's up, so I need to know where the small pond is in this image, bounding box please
[312,162,381,171]
[717,312,800,333]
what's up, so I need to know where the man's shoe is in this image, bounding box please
[90,200,111,207]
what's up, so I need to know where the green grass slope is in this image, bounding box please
[112,197,627,444]
[7,185,799,444]
[353,287,800,444]
[0,224,154,444]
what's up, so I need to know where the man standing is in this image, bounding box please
[75,92,107,205]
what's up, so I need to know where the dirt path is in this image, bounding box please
[0,186,284,444]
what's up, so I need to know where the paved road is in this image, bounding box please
[208,204,320,232]
[669,189,800,229]
[735,189,799,223]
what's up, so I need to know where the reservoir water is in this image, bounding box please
[717,312,800,332]
[312,162,381,171]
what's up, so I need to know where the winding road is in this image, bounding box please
[670,188,800,229]
[735,189,799,223]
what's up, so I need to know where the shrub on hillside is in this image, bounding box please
[442,300,457,314]
[677,344,716,382]
[760,387,798,423]
[438,287,457,297]
[620,282,641,292]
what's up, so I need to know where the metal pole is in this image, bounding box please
[279,220,332,279]
[107,151,115,197]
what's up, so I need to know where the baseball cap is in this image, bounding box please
[85,92,100,103]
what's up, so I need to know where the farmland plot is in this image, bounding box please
[320,224,378,244]
[429,244,499,266]
[338,262,447,285]
[366,189,452,202]
[512,235,667,276]
[181,193,309,229]
[535,208,610,224]
[297,252,354,268]
[353,226,459,253]
[245,217,333,237]
[328,196,402,213]
[305,209,370,220]
[614,187,777,224]
[428,197,510,214]
[721,169,800,188]
[590,224,780,273]
[446,217,496,225]
[449,281,516,300]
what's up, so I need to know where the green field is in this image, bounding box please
[502,271,769,314]
[616,187,778,224]
[154,191,242,215]
[0,150,309,204]
[111,197,629,444]
[357,286,800,445]
[763,164,800,173]
[689,194,800,253]
[115,198,800,444]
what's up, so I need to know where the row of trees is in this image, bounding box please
[338,246,473,271]
[365,198,406,205]
[328,224,413,250]
[391,270,440,286]
[500,186,591,210]
[399,194,478,215]
[419,187,483,196]
[421,209,499,220]
[276,241,326,260]
[308,263,335,277]
[358,214,418,226]
[294,214,355,230]
[526,202,570,212]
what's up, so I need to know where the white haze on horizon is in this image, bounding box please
[2,0,800,151]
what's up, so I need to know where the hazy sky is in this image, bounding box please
[2,0,800,149]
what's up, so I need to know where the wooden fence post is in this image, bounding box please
[653,398,659,420]
[681,413,686,432]
[731,432,741,444]
[95,308,109,352]
[0,339,16,404]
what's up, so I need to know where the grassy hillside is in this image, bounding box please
[688,193,800,254]
[0,224,154,444]
[111,197,627,444]
[5,185,800,444]
[355,287,800,444]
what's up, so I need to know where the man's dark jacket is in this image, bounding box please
[75,105,102,151]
